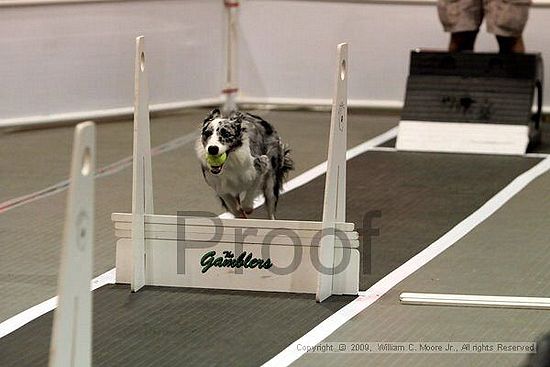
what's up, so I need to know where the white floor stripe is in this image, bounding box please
[0,269,115,339]
[367,146,397,152]
[0,127,398,339]
[263,156,550,367]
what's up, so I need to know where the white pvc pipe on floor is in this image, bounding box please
[400,292,550,310]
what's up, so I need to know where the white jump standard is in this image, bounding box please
[112,37,358,302]
[49,121,96,367]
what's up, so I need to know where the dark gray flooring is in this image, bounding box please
[255,151,539,290]
[0,285,353,367]
[292,167,550,367]
[0,150,540,367]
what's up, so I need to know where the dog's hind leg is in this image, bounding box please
[262,174,278,220]
[241,155,270,216]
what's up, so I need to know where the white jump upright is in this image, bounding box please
[49,121,95,367]
[131,36,154,292]
[112,39,358,302]
[222,0,239,114]
[317,43,349,302]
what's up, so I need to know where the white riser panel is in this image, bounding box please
[396,121,529,155]
[116,238,359,295]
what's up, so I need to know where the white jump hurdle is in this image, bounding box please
[49,121,95,367]
[112,37,358,302]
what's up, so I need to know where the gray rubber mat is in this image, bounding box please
[0,151,540,367]
[292,168,550,367]
[0,285,353,367]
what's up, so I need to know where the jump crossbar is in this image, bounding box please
[113,222,358,239]
[113,230,359,248]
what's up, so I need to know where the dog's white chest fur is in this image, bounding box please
[203,143,258,196]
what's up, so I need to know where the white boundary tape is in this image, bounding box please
[263,156,550,367]
[0,126,398,339]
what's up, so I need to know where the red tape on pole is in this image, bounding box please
[224,0,239,8]
[222,87,239,94]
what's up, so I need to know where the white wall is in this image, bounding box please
[238,0,550,109]
[1,0,549,127]
[0,0,224,126]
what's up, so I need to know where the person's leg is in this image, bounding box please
[496,35,525,53]
[485,0,531,53]
[449,30,479,52]
[437,0,483,52]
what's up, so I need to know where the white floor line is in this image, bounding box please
[0,269,116,339]
[263,156,550,367]
[0,126,399,339]
[367,146,397,152]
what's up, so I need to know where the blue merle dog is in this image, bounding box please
[196,109,294,219]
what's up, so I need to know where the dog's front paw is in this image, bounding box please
[254,155,270,173]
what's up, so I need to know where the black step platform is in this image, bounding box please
[401,51,543,130]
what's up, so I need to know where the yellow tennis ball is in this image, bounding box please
[206,152,227,167]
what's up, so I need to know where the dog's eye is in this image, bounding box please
[203,129,213,138]
[220,128,230,138]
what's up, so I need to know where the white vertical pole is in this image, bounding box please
[316,43,348,302]
[222,0,239,115]
[49,121,95,367]
[131,36,154,292]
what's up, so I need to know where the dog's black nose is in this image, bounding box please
[207,146,219,155]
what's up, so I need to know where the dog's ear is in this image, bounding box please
[228,110,243,122]
[204,108,221,124]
